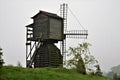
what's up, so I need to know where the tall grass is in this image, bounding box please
[2,66,110,80]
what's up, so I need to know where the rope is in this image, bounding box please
[68,7,86,30]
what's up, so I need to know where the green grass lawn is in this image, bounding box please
[1,66,110,80]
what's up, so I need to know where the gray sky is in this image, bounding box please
[0,0,120,72]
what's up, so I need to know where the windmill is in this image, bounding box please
[25,3,88,68]
[60,3,88,64]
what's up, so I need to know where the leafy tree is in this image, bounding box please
[67,42,102,75]
[0,47,4,68]
[0,47,5,80]
[94,64,102,76]
[67,45,86,74]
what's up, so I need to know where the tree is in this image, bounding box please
[67,45,86,74]
[67,42,102,75]
[0,47,5,80]
[0,47,4,68]
[94,65,102,76]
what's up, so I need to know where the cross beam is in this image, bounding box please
[65,30,88,39]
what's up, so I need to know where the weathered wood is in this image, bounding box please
[34,43,63,68]
[31,11,64,41]
[26,11,64,68]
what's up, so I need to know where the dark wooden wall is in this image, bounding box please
[34,43,63,68]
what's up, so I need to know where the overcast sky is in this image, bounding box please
[0,0,120,72]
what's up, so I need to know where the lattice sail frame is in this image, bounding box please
[60,3,88,65]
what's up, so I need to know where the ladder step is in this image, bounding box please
[27,29,33,31]
[27,38,33,41]
[27,33,33,35]
[26,43,31,45]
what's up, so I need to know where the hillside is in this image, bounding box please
[1,66,110,80]
[111,64,120,73]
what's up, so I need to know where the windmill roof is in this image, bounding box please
[31,10,63,19]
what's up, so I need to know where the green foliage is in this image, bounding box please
[66,46,86,74]
[0,47,5,80]
[67,42,102,75]
[94,65,103,76]
[2,66,110,80]
[0,47,4,68]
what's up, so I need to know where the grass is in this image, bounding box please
[1,66,110,80]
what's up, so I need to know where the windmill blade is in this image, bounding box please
[65,30,88,39]
[60,3,68,66]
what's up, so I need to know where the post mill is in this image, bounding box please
[25,3,88,68]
